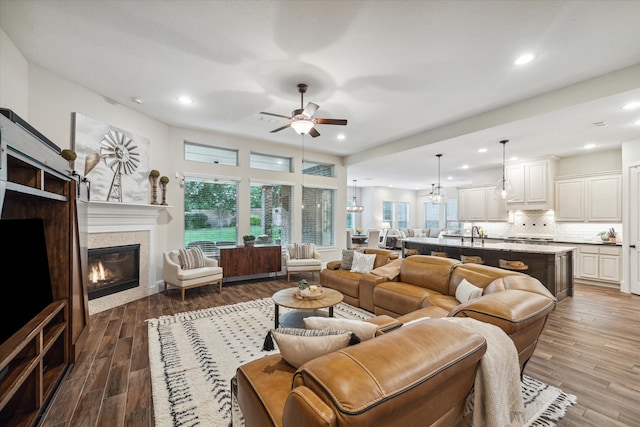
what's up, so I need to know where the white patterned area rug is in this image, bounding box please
[147,298,576,427]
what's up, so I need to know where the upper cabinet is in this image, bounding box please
[506,158,557,210]
[458,186,507,222]
[555,173,621,222]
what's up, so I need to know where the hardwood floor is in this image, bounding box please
[41,277,639,426]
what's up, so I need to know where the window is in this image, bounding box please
[446,199,460,231]
[250,153,292,172]
[424,201,440,229]
[303,161,335,177]
[183,176,239,249]
[382,201,394,227]
[250,183,293,246]
[302,187,335,247]
[184,141,238,166]
[397,202,409,229]
[346,203,355,230]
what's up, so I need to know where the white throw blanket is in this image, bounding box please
[444,317,525,427]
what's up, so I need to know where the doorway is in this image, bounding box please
[630,165,640,295]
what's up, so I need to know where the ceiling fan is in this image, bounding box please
[260,83,347,138]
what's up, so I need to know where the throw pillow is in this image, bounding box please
[265,327,357,368]
[429,228,441,238]
[350,251,376,273]
[370,258,402,280]
[304,317,378,341]
[455,278,484,303]
[294,242,313,259]
[178,247,206,270]
[339,249,355,270]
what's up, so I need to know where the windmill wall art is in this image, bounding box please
[73,113,150,203]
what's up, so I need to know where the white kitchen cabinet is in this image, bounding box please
[555,173,621,222]
[587,174,621,222]
[457,186,507,221]
[576,244,621,284]
[506,158,556,210]
[486,186,508,221]
[554,179,584,221]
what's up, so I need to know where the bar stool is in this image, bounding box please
[461,255,484,264]
[498,259,529,271]
[431,251,448,258]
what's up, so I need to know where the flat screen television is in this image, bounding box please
[0,218,54,345]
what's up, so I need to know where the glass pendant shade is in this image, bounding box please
[493,139,515,201]
[347,179,364,213]
[494,178,515,200]
[431,154,446,204]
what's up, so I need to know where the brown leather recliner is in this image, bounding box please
[371,256,556,372]
[320,248,398,311]
[235,319,487,427]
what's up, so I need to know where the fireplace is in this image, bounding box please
[88,244,140,300]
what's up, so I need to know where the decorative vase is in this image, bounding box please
[150,176,159,205]
[160,181,168,205]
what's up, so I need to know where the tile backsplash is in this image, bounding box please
[466,210,622,242]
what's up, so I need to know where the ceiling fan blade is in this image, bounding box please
[270,124,291,133]
[302,102,319,118]
[309,127,320,138]
[260,111,292,120]
[315,118,347,126]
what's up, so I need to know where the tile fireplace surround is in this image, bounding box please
[87,202,164,314]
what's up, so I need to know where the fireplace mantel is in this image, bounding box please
[88,201,169,227]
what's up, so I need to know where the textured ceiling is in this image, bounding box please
[1,0,639,189]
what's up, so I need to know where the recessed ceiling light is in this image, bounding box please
[478,148,487,153]
[584,143,596,149]
[462,165,469,169]
[337,134,345,140]
[447,176,453,180]
[509,156,518,161]
[130,96,143,104]
[622,101,640,110]
[177,95,194,105]
[514,53,535,65]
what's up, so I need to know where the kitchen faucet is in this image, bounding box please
[471,226,480,244]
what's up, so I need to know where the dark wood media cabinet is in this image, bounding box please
[0,109,90,426]
[218,245,282,278]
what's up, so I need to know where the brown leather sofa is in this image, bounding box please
[319,248,398,311]
[235,319,486,427]
[324,254,556,372]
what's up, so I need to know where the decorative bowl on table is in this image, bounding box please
[295,284,325,299]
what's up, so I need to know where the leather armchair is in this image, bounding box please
[235,318,486,427]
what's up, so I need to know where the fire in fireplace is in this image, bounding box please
[87,244,140,300]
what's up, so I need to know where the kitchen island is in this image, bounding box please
[402,237,575,300]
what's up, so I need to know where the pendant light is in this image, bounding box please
[493,139,515,201]
[347,179,364,213]
[431,154,446,204]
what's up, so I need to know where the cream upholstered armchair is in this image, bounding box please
[285,242,323,282]
[163,248,223,301]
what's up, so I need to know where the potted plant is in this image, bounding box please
[243,235,256,247]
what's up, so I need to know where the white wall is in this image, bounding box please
[0,28,28,116]
[556,148,622,176]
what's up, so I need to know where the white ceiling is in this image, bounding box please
[1,0,640,190]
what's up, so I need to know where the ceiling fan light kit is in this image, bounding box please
[494,139,515,201]
[431,154,447,204]
[260,83,347,138]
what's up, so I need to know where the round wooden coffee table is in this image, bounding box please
[272,287,344,329]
